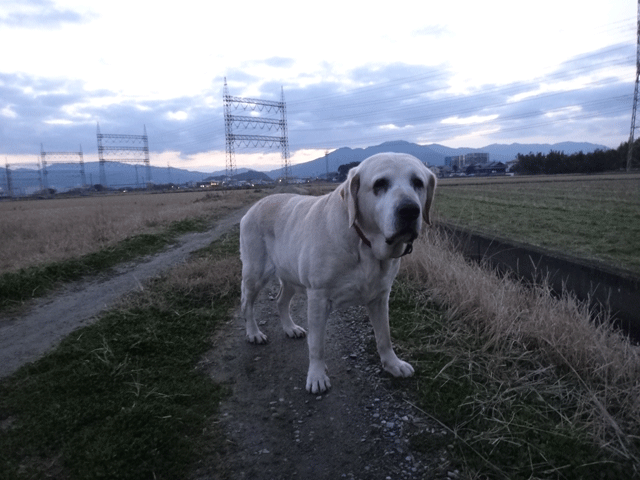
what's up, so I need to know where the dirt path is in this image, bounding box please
[0,206,251,378]
[0,205,455,479]
[195,281,455,480]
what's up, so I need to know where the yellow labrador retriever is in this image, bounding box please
[239,153,436,393]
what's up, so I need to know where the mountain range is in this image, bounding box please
[0,140,609,194]
[266,140,610,179]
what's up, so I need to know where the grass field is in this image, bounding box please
[1,182,639,479]
[433,173,640,274]
[0,189,269,274]
[0,189,270,310]
[0,231,242,479]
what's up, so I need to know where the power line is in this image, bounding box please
[628,1,640,171]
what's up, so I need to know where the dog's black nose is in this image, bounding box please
[397,201,420,222]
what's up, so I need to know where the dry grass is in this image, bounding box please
[162,232,243,307]
[0,190,267,273]
[0,230,243,480]
[400,227,640,472]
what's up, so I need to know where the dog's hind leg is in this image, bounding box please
[240,222,272,344]
[241,273,269,344]
[276,280,306,339]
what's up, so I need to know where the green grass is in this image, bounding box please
[389,281,635,480]
[0,217,209,311]
[0,230,241,479]
[434,176,640,274]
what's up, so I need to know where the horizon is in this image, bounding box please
[2,139,613,177]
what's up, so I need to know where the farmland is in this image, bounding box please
[433,173,640,274]
[0,189,269,274]
[0,181,638,479]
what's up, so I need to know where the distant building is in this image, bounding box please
[464,152,489,165]
[197,180,221,188]
[445,153,489,171]
[475,161,506,175]
[444,155,465,170]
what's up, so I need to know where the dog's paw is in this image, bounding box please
[306,364,331,394]
[246,331,268,344]
[383,358,415,377]
[284,324,307,339]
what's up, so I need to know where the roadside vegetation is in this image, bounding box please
[2,224,637,479]
[0,190,267,311]
[434,173,640,274]
[395,227,640,479]
[0,189,268,273]
[0,230,242,479]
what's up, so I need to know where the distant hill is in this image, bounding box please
[0,162,220,195]
[0,161,277,195]
[0,140,611,194]
[267,141,610,178]
[206,169,272,183]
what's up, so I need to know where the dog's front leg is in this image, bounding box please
[305,290,332,394]
[367,295,414,377]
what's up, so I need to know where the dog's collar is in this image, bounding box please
[353,222,372,249]
[352,223,413,257]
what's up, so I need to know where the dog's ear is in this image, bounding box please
[422,169,437,225]
[340,167,360,227]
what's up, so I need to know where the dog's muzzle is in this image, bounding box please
[384,199,421,257]
[386,200,420,244]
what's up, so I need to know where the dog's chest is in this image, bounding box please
[328,258,398,308]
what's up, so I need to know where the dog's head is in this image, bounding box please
[341,153,436,260]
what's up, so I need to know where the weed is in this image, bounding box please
[393,226,640,479]
[0,219,204,311]
[0,231,242,479]
[0,189,268,274]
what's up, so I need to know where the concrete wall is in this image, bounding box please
[436,222,640,341]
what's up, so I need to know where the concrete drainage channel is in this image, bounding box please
[435,221,640,342]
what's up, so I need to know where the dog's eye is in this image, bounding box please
[412,177,424,190]
[373,178,389,195]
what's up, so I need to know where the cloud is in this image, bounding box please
[413,25,450,37]
[0,40,633,167]
[0,0,91,29]
[442,115,500,126]
[262,57,296,69]
[1,105,17,118]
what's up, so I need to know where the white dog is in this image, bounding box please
[239,153,436,394]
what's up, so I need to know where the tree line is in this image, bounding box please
[337,162,361,181]
[512,139,639,175]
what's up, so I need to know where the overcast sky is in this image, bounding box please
[0,0,636,172]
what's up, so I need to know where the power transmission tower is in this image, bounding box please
[4,158,13,197]
[628,0,640,172]
[325,150,329,180]
[39,144,86,190]
[223,78,291,182]
[97,123,151,187]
